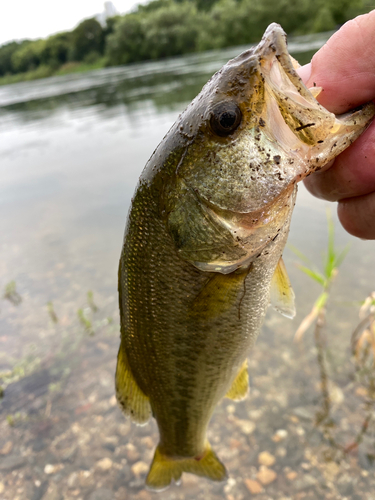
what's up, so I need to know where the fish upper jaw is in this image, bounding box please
[254,23,375,184]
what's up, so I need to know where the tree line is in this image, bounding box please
[0,0,372,82]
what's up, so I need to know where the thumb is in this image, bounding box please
[298,10,375,114]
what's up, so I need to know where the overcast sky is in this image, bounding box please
[0,0,149,46]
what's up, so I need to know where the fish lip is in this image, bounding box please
[253,23,293,73]
[254,23,314,107]
[254,23,288,59]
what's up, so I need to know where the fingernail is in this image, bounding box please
[297,63,312,85]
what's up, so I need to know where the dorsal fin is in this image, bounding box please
[270,257,295,319]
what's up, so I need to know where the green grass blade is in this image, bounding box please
[287,243,311,265]
[324,208,336,279]
[297,264,326,286]
[334,243,350,269]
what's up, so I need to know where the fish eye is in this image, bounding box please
[210,102,242,137]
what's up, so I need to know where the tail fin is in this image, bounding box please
[146,442,227,490]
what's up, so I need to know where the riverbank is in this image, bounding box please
[0,58,106,86]
[1,0,371,88]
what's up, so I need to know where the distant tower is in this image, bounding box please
[104,2,118,18]
[96,2,119,26]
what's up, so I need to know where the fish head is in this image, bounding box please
[162,24,375,272]
[175,23,374,213]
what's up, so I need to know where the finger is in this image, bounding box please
[299,11,375,114]
[303,120,375,201]
[338,192,375,239]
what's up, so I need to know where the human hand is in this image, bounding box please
[298,11,375,239]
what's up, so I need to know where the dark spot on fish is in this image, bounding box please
[273,155,281,164]
[259,117,265,127]
[317,140,324,143]
[295,123,315,132]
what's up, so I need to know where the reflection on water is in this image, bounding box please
[1,31,375,499]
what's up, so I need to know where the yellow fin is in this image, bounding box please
[115,344,151,425]
[309,86,323,98]
[225,359,249,401]
[189,271,247,320]
[146,442,227,490]
[270,257,296,319]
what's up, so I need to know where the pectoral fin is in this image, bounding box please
[115,343,151,425]
[270,257,296,319]
[225,359,249,401]
[189,270,247,320]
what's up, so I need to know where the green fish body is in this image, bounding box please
[116,24,374,489]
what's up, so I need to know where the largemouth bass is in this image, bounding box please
[116,24,374,489]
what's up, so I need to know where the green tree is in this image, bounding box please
[70,18,104,61]
[11,39,46,73]
[137,0,172,12]
[106,2,203,65]
[103,15,121,39]
[142,2,201,59]
[0,41,24,75]
[105,13,147,65]
[40,32,72,69]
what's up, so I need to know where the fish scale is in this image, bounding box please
[116,23,375,490]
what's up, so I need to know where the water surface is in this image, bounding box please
[1,32,375,500]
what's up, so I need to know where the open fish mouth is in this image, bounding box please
[173,23,375,273]
[253,23,375,182]
[182,23,374,218]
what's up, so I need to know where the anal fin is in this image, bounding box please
[115,343,151,425]
[146,442,227,491]
[225,359,249,401]
[270,256,296,319]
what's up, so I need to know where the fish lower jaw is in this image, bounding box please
[192,243,265,274]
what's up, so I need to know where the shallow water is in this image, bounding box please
[1,32,375,500]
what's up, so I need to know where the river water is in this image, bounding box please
[0,32,374,500]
